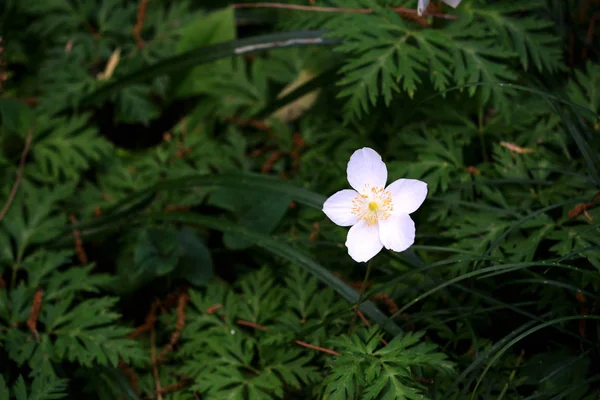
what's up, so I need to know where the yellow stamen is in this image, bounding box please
[350,185,394,226]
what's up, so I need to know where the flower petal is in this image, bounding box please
[346,147,388,192]
[417,0,430,16]
[442,0,461,8]
[386,178,428,215]
[378,214,415,253]
[345,221,383,262]
[323,189,359,227]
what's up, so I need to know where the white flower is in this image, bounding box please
[417,0,462,16]
[322,148,428,263]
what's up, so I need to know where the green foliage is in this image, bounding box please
[0,374,67,400]
[178,268,325,399]
[466,1,563,73]
[173,6,236,97]
[1,0,600,398]
[1,184,72,261]
[28,114,112,183]
[0,248,144,378]
[133,226,213,284]
[568,61,600,123]
[290,0,562,120]
[0,99,33,134]
[324,328,454,400]
[14,0,190,121]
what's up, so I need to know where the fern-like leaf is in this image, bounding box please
[468,1,563,72]
[324,328,454,400]
[28,114,112,183]
[0,374,67,400]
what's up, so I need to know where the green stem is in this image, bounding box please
[349,259,374,334]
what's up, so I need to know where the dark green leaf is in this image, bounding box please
[134,227,181,276]
[0,98,32,134]
[174,227,213,286]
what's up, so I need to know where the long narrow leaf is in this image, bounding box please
[549,101,600,186]
[472,315,600,398]
[391,261,578,318]
[80,31,338,107]
[141,211,402,336]
[64,173,327,238]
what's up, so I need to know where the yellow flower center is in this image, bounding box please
[351,185,394,226]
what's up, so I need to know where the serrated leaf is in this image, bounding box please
[136,211,403,336]
[325,328,453,400]
[27,114,112,183]
[470,1,563,72]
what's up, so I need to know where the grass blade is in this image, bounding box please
[453,283,596,346]
[141,211,403,336]
[472,315,600,399]
[391,261,578,318]
[80,31,337,107]
[62,173,327,238]
[548,101,600,186]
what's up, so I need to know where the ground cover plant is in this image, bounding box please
[0,0,599,398]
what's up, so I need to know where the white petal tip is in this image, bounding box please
[345,222,383,263]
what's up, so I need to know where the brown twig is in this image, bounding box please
[291,132,305,172]
[371,293,399,315]
[69,214,88,265]
[119,358,141,394]
[413,375,434,385]
[160,292,189,360]
[233,318,342,356]
[26,288,43,341]
[261,150,283,173]
[0,129,33,221]
[127,299,161,339]
[251,146,273,158]
[133,0,149,48]
[231,2,458,20]
[237,319,269,331]
[158,377,192,395]
[295,340,341,356]
[206,304,223,314]
[226,115,271,132]
[308,222,319,242]
[568,193,600,222]
[151,327,163,400]
[355,308,388,345]
[466,166,481,175]
[0,276,5,288]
